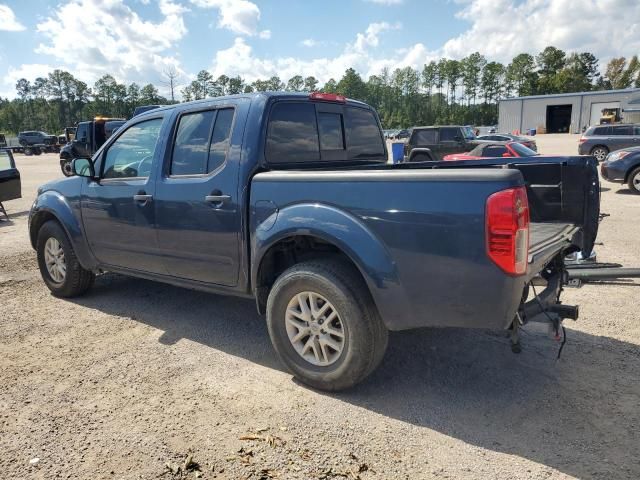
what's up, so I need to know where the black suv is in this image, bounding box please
[405,126,480,160]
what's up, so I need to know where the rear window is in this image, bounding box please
[265,102,385,164]
[510,143,538,157]
[483,145,508,157]
[412,129,437,145]
[266,103,320,163]
[344,107,385,159]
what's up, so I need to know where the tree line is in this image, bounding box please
[1,46,639,135]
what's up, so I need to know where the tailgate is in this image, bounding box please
[0,149,21,203]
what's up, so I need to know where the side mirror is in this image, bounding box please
[72,158,95,178]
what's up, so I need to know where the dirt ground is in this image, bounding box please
[1,136,639,480]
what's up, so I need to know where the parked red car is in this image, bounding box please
[443,141,539,161]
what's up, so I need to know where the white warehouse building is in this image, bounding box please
[498,87,640,135]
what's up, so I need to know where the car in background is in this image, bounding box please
[132,104,161,117]
[394,129,410,140]
[443,141,538,161]
[18,131,58,147]
[405,125,479,160]
[476,133,537,151]
[600,146,640,194]
[578,124,640,162]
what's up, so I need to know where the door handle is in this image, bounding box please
[205,194,231,203]
[133,194,153,202]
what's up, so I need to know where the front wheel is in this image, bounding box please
[628,167,640,194]
[266,260,388,391]
[60,159,73,177]
[36,220,95,297]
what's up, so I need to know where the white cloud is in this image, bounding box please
[31,0,187,88]
[442,0,640,64]
[0,4,26,31]
[210,22,437,84]
[190,0,265,36]
[259,29,271,40]
[301,39,324,48]
[0,63,58,98]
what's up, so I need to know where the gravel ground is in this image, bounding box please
[1,137,639,480]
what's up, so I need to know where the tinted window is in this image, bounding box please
[483,146,508,157]
[103,118,162,179]
[510,143,538,157]
[344,107,385,159]
[266,103,319,163]
[592,126,610,136]
[612,125,633,135]
[171,111,216,175]
[413,129,437,144]
[318,112,344,150]
[439,127,459,141]
[635,127,640,136]
[208,108,234,172]
[76,124,89,141]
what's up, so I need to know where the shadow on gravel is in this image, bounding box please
[74,273,639,480]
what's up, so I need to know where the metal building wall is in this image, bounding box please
[498,88,640,134]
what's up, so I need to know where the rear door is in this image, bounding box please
[611,125,635,150]
[0,149,21,203]
[409,128,439,158]
[154,100,246,286]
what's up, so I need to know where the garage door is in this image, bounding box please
[589,101,620,126]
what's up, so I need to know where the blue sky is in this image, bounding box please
[1,0,639,99]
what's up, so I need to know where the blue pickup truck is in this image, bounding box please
[29,92,599,390]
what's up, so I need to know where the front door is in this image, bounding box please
[438,127,465,158]
[81,117,166,273]
[155,104,242,286]
[73,123,92,157]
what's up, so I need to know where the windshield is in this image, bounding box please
[510,142,538,157]
[462,126,476,139]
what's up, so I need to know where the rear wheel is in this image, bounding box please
[628,167,640,194]
[266,260,388,391]
[36,220,94,297]
[24,147,33,156]
[590,146,608,162]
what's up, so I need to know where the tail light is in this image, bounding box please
[579,137,587,144]
[486,186,530,275]
[309,92,346,103]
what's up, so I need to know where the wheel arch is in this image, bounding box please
[251,203,407,329]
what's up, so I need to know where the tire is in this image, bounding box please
[266,260,388,391]
[33,148,42,156]
[61,160,73,177]
[590,146,608,162]
[36,220,94,298]
[628,166,640,194]
[24,147,33,156]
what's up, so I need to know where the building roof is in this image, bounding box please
[499,87,640,102]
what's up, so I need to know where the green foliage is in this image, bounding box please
[0,46,631,134]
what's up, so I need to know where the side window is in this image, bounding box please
[592,126,610,135]
[76,124,89,141]
[318,112,344,151]
[344,107,385,159]
[612,125,632,135]
[171,111,216,175]
[102,118,162,179]
[208,108,234,172]
[635,127,640,136]
[439,127,458,141]
[414,129,437,144]
[483,146,508,157]
[266,103,319,163]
